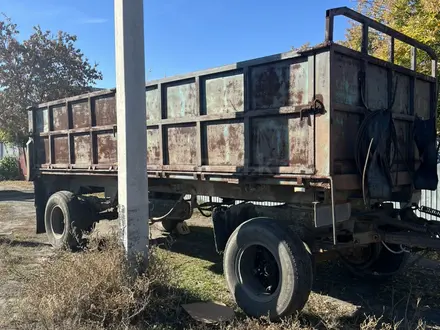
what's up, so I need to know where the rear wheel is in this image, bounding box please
[223,217,313,320]
[44,191,83,250]
[340,242,409,280]
[161,218,182,232]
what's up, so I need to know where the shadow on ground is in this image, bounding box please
[141,281,364,330]
[313,261,440,327]
[153,225,221,265]
[0,236,50,248]
[155,224,440,328]
[0,190,34,202]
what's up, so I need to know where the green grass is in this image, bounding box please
[164,251,230,304]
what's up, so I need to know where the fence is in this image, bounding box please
[0,143,18,160]
[413,164,440,220]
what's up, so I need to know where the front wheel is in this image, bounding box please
[223,217,313,321]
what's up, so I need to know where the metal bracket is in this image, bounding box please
[313,201,351,228]
[299,98,325,121]
[353,231,381,245]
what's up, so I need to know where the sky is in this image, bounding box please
[0,0,353,88]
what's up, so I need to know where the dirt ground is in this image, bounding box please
[2,181,440,329]
[0,181,166,328]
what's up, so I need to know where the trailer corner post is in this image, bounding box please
[114,0,149,267]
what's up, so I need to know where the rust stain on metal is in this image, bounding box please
[52,105,68,131]
[147,128,161,164]
[294,90,304,104]
[72,101,91,128]
[165,81,197,118]
[96,133,117,164]
[251,60,308,110]
[166,126,197,165]
[146,87,161,122]
[315,52,330,176]
[206,122,244,166]
[288,117,314,170]
[333,53,361,106]
[73,134,92,164]
[204,72,244,115]
[252,116,314,173]
[53,136,69,164]
[253,66,284,108]
[36,137,50,164]
[252,117,289,166]
[95,96,117,126]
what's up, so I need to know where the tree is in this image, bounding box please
[345,0,440,70]
[0,15,102,145]
[344,0,440,125]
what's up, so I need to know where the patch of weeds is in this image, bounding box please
[6,230,436,330]
[14,234,200,329]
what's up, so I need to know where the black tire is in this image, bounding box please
[223,217,313,321]
[340,242,409,280]
[44,191,83,250]
[161,218,181,232]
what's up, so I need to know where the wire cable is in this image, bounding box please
[355,73,399,206]
[362,138,374,207]
[381,241,405,254]
[149,194,184,223]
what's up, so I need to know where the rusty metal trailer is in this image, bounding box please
[26,7,440,320]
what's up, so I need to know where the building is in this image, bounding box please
[0,142,18,160]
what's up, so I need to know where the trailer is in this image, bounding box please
[26,7,440,320]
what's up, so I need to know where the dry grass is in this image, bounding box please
[0,233,433,330]
[421,250,440,262]
[9,235,192,330]
[0,180,32,190]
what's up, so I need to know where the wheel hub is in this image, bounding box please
[240,245,280,297]
[50,206,65,239]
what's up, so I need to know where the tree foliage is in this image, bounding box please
[345,0,440,71]
[0,155,20,180]
[0,15,102,145]
[344,0,440,124]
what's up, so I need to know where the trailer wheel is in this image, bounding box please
[161,218,182,232]
[44,191,83,250]
[340,242,409,280]
[223,217,313,321]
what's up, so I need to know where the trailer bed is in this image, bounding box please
[28,7,438,199]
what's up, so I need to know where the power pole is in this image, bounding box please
[114,0,149,266]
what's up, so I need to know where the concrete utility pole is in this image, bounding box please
[114,0,149,264]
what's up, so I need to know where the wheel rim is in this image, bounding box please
[237,244,280,302]
[343,246,374,264]
[50,206,65,239]
[341,243,381,268]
